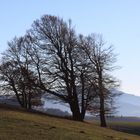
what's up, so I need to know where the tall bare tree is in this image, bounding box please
[0,37,42,109]
[80,34,119,127]
[0,15,120,124]
[26,15,97,120]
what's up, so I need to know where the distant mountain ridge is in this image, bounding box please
[1,91,140,117]
[42,91,140,117]
[116,91,140,116]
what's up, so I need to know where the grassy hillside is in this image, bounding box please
[0,105,140,140]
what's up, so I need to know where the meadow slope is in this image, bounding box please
[0,105,140,140]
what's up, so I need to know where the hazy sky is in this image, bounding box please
[0,0,140,95]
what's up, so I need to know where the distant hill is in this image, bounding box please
[116,91,140,116]
[1,90,140,117]
[43,91,140,117]
[0,95,19,106]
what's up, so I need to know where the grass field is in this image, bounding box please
[108,121,140,136]
[0,105,140,140]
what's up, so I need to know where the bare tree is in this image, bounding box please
[0,15,120,124]
[0,37,42,109]
[80,34,119,127]
[26,15,97,120]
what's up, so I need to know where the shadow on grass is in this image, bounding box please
[109,125,140,136]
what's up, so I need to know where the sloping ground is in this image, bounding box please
[0,105,140,140]
[108,121,140,136]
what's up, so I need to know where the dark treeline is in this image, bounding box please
[0,15,120,127]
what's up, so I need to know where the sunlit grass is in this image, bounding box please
[0,107,140,140]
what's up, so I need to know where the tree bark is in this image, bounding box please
[99,72,107,127]
[69,100,83,121]
[28,92,32,109]
[99,95,107,127]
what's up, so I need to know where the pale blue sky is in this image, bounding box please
[0,0,140,95]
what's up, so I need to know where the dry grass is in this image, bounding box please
[0,105,140,140]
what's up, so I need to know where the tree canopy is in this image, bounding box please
[0,15,120,127]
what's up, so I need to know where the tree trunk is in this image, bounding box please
[11,81,24,107]
[99,94,107,127]
[72,110,82,121]
[80,72,86,121]
[69,100,83,121]
[28,92,32,109]
[98,72,107,127]
[23,92,28,109]
[81,109,86,120]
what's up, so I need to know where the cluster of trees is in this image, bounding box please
[0,15,119,127]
